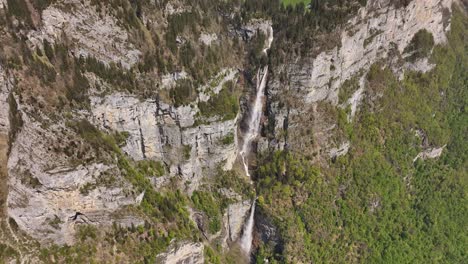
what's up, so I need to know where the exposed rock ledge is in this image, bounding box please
[7,111,140,245]
[274,0,453,105]
[90,93,239,193]
[27,0,141,69]
[413,145,446,162]
[156,241,204,264]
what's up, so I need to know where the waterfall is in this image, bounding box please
[240,24,273,178]
[240,200,256,254]
[238,24,273,257]
[240,66,268,177]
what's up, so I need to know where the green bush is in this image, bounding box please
[338,76,360,104]
[404,29,435,61]
[182,145,191,160]
[8,93,23,153]
[191,191,222,234]
[69,119,119,153]
[170,79,197,107]
[66,68,89,105]
[76,225,97,241]
[198,81,239,121]
[220,133,234,145]
[135,160,165,177]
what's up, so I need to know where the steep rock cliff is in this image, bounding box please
[267,0,453,159]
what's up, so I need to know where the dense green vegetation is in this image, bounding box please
[243,0,367,63]
[192,191,223,234]
[255,7,467,263]
[198,80,240,121]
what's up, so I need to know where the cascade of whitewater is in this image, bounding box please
[240,67,268,177]
[238,24,273,257]
[240,24,273,178]
[240,200,256,254]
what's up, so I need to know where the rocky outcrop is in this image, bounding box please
[0,64,11,217]
[303,0,451,104]
[199,33,218,46]
[227,200,251,242]
[161,71,189,89]
[27,0,141,68]
[255,208,283,254]
[90,92,239,192]
[6,111,141,245]
[413,145,446,162]
[0,65,11,138]
[156,241,204,264]
[329,141,351,159]
[198,68,238,102]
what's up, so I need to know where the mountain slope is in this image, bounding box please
[0,0,466,263]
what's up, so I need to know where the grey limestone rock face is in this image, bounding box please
[413,145,446,162]
[90,92,239,193]
[306,0,452,104]
[6,111,141,245]
[269,0,453,105]
[227,200,251,242]
[0,65,11,136]
[0,64,12,218]
[27,0,141,69]
[156,241,205,264]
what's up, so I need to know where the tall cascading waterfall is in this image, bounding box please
[240,200,256,254]
[240,24,273,178]
[238,24,273,257]
[240,67,269,177]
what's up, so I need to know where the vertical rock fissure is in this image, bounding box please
[137,119,146,159]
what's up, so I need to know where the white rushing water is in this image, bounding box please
[262,25,274,54]
[238,24,273,257]
[240,66,268,177]
[240,24,273,178]
[240,200,256,254]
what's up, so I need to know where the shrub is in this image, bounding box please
[198,81,239,121]
[6,0,33,26]
[77,225,98,241]
[220,133,234,145]
[8,94,23,153]
[66,68,89,105]
[404,29,435,61]
[69,119,119,153]
[170,79,196,107]
[182,145,191,160]
[191,191,222,234]
[136,160,165,177]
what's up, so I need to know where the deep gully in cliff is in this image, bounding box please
[239,24,273,257]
